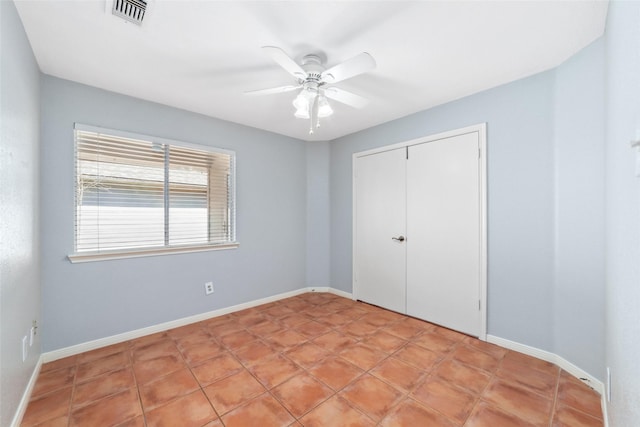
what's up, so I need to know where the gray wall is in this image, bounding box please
[306,141,331,286]
[40,76,308,351]
[330,40,607,379]
[331,72,558,353]
[553,39,605,380]
[0,1,42,425]
[604,1,640,425]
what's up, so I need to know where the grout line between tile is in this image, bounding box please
[28,294,603,427]
[65,357,80,427]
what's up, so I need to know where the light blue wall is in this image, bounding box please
[553,39,605,379]
[0,1,42,425]
[604,1,640,425]
[331,72,558,353]
[306,141,331,286]
[40,76,308,351]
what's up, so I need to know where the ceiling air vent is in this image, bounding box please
[111,0,147,25]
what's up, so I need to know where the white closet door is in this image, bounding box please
[354,148,407,314]
[406,132,481,336]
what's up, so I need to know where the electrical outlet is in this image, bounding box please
[204,282,214,295]
[22,336,28,362]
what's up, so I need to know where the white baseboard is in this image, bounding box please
[42,287,351,363]
[27,291,611,426]
[10,356,43,427]
[18,286,350,426]
[329,288,353,299]
[487,335,604,394]
[487,335,608,425]
[308,286,353,300]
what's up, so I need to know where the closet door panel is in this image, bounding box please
[406,132,481,336]
[354,148,407,314]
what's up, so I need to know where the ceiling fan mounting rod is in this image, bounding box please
[301,54,321,64]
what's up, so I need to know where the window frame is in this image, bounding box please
[68,123,238,263]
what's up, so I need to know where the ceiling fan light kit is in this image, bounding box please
[293,88,333,129]
[246,46,376,134]
[317,96,333,117]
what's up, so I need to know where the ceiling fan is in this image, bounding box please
[246,46,376,134]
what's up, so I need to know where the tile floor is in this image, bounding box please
[22,292,604,427]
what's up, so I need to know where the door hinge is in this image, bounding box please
[406,146,409,160]
[478,147,481,159]
[478,300,481,310]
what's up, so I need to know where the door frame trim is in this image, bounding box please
[352,123,488,340]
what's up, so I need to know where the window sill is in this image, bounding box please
[68,242,240,263]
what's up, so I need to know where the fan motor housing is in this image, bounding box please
[301,54,325,81]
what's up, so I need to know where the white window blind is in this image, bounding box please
[74,125,235,255]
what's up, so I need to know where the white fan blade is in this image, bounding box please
[324,87,369,108]
[262,46,307,80]
[245,85,301,96]
[321,52,376,84]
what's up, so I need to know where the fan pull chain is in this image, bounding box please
[309,93,320,134]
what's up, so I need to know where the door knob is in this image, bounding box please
[392,236,405,242]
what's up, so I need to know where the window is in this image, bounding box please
[70,124,237,262]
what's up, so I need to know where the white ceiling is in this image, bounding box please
[14,0,608,142]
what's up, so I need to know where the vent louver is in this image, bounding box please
[112,0,147,25]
